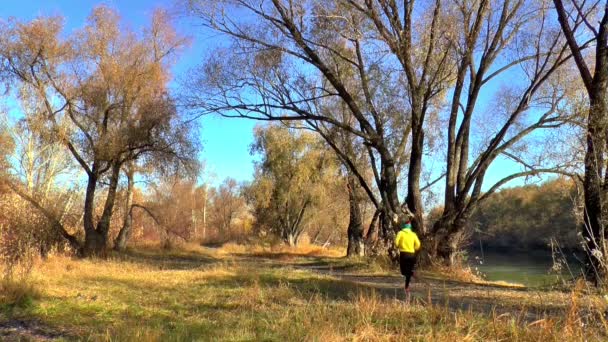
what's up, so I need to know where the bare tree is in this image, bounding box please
[3,114,75,201]
[183,0,452,253]
[208,178,245,234]
[429,0,580,265]
[183,0,581,264]
[1,110,79,256]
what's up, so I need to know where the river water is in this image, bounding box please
[467,250,583,287]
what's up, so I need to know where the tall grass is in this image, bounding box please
[0,278,40,309]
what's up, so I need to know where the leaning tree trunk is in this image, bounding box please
[114,166,135,251]
[365,209,380,241]
[346,175,365,257]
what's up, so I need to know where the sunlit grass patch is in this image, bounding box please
[218,241,345,259]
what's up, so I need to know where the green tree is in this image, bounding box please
[247,124,341,246]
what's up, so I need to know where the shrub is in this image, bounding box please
[0,194,63,280]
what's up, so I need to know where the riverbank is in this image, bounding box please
[1,245,607,341]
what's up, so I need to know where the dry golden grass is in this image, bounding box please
[422,263,528,290]
[0,247,606,341]
[0,278,41,308]
[218,241,345,258]
[426,264,484,282]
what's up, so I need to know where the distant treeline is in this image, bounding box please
[466,178,581,253]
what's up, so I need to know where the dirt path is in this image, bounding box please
[302,263,560,321]
[0,319,70,341]
[233,254,580,323]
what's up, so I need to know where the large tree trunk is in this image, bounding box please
[365,209,380,242]
[374,206,400,260]
[83,167,98,245]
[346,175,365,257]
[114,166,134,252]
[374,152,405,258]
[406,109,426,236]
[582,92,608,283]
[83,229,107,257]
[430,212,470,266]
[82,165,101,257]
[553,0,608,285]
[83,162,122,257]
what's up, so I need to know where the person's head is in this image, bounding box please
[401,220,412,230]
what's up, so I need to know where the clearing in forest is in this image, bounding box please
[1,245,607,341]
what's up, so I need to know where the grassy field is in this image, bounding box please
[1,244,607,341]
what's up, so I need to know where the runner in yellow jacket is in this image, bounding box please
[394,220,421,300]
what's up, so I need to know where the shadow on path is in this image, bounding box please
[0,319,74,341]
[234,254,574,323]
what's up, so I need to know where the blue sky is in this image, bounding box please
[0,1,562,200]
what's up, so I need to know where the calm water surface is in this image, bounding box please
[467,251,583,287]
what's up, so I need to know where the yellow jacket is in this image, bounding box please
[394,228,421,253]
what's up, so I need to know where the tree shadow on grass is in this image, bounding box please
[23,269,372,339]
[75,265,378,306]
[236,254,373,274]
[204,270,382,302]
[110,248,218,270]
[103,251,574,323]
